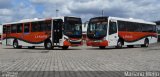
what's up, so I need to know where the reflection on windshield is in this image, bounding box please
[64,22,82,38]
[87,22,107,39]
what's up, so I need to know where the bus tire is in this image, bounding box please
[141,39,149,47]
[99,46,105,49]
[13,40,19,49]
[62,46,69,50]
[44,40,53,50]
[127,45,134,48]
[116,40,123,49]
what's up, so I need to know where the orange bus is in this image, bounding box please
[2,16,82,49]
[87,16,157,49]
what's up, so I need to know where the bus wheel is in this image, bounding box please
[62,46,69,50]
[127,45,134,48]
[141,39,149,47]
[45,40,53,49]
[116,41,123,49]
[99,46,105,49]
[13,40,19,49]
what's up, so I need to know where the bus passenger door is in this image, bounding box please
[52,19,63,46]
[108,20,118,46]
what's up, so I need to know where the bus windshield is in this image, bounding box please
[64,17,82,38]
[87,21,107,39]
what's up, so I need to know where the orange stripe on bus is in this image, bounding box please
[118,31,157,42]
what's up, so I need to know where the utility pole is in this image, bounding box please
[55,3,59,17]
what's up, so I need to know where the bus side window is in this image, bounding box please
[109,21,117,35]
[24,23,30,33]
[154,25,157,33]
[3,25,6,34]
[46,20,51,31]
[17,24,22,33]
[39,21,45,31]
[118,21,124,31]
[31,22,40,32]
[11,24,17,33]
[6,26,11,33]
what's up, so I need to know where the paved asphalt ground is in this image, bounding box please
[0,43,160,77]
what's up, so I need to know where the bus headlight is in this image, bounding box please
[64,36,69,41]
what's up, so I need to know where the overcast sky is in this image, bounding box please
[0,0,160,24]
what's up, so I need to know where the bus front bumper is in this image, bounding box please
[63,40,82,46]
[86,40,108,47]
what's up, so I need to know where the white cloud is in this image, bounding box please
[14,2,37,18]
[0,0,13,8]
[0,16,13,23]
[0,1,38,23]
[0,0,160,23]
[65,0,160,21]
[30,0,68,5]
[0,9,12,16]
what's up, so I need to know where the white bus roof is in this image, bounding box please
[3,18,49,25]
[109,16,156,25]
[2,16,80,25]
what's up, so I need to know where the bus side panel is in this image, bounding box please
[2,38,14,46]
[2,32,51,47]
[118,31,157,45]
[2,33,6,46]
[18,39,45,46]
[124,38,145,45]
[18,32,51,47]
[2,34,13,46]
[2,39,7,46]
[124,36,157,45]
[148,36,158,44]
[118,31,157,42]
